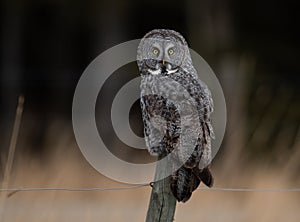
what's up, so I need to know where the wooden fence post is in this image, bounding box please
[146,153,177,222]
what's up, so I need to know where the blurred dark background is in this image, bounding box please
[1,1,300,221]
[1,0,299,170]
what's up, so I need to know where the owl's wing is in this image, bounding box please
[193,77,215,169]
[168,69,215,169]
[196,78,215,135]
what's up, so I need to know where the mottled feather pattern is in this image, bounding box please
[140,94,181,155]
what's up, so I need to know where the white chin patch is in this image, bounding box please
[148,68,178,75]
[166,69,178,74]
[148,69,161,75]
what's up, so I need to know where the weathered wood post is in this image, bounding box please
[146,152,177,222]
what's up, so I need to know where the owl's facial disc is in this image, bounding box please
[139,37,185,75]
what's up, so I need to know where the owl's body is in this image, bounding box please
[137,29,214,202]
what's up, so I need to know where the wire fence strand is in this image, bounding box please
[1,184,300,193]
[0,184,149,192]
[197,187,300,192]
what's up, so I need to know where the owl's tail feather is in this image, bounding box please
[170,166,201,202]
[193,167,214,187]
[170,167,214,202]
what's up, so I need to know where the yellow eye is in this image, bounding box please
[153,49,159,55]
[168,49,174,55]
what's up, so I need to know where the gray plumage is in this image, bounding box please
[137,29,214,202]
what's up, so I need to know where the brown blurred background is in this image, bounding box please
[0,0,299,221]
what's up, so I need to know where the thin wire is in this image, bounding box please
[0,184,149,192]
[1,185,300,193]
[197,187,300,192]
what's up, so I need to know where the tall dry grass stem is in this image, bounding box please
[0,95,24,220]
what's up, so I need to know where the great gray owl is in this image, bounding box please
[137,29,214,202]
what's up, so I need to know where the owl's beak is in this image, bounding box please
[162,59,166,65]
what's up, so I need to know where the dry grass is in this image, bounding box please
[0,125,299,222]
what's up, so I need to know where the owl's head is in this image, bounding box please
[137,29,192,75]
